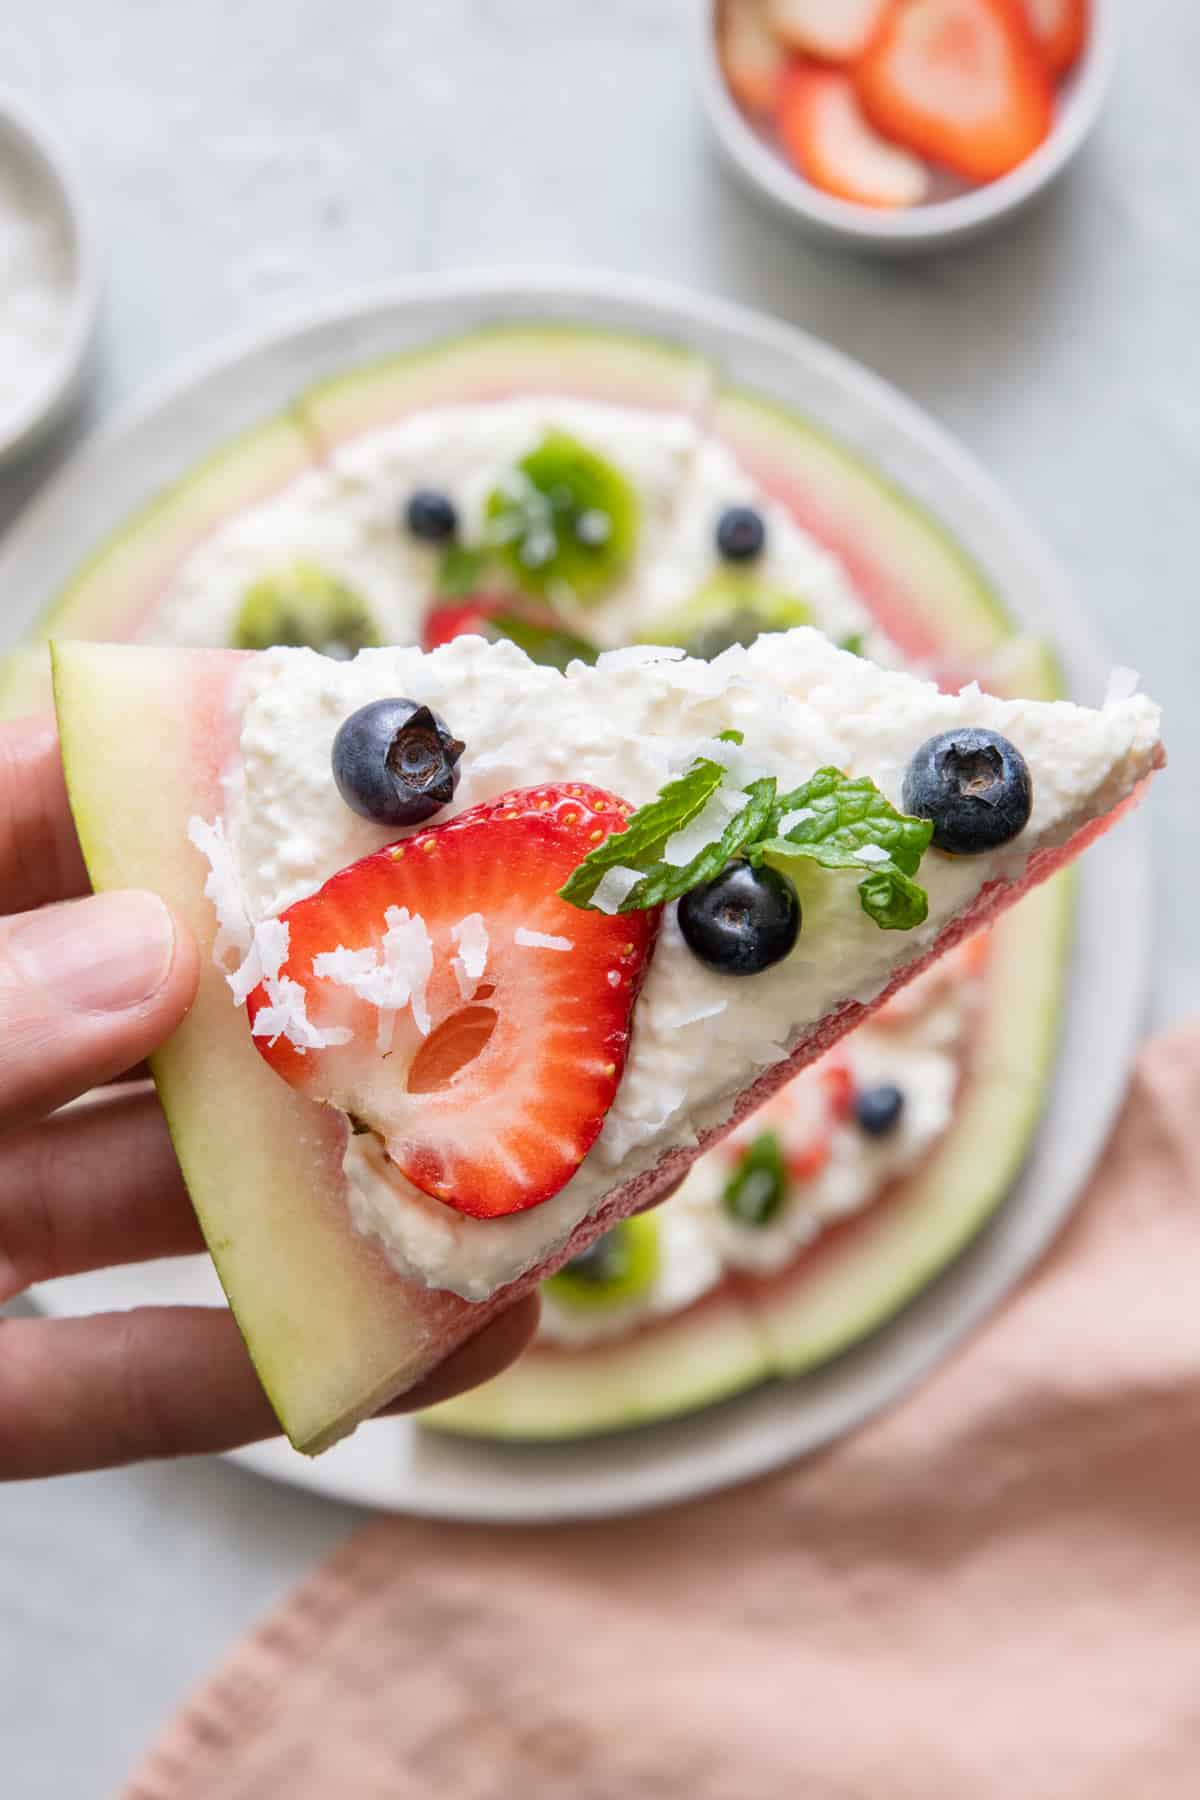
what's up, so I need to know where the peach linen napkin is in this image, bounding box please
[126,1026,1200,1800]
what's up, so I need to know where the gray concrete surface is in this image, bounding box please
[0,2,1195,1792]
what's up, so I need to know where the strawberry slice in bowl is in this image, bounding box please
[776,63,930,210]
[719,0,789,114]
[854,0,1055,185]
[766,0,888,62]
[247,783,660,1219]
[1022,0,1088,76]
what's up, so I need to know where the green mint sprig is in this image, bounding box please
[559,745,931,930]
[616,777,777,913]
[747,768,933,931]
[558,749,730,910]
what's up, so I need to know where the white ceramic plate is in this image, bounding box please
[13,271,1148,1521]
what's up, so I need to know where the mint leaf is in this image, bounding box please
[751,767,932,931]
[559,754,931,932]
[618,778,777,912]
[767,768,933,876]
[558,755,727,909]
[858,867,928,931]
[486,612,598,670]
[839,632,866,657]
[436,545,492,598]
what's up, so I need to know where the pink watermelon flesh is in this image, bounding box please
[54,640,1160,1453]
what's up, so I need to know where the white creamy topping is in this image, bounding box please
[449,913,489,999]
[149,398,889,663]
[215,630,1159,1301]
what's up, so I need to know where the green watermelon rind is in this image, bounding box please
[295,321,714,452]
[421,1287,773,1442]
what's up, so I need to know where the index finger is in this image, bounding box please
[0,714,89,915]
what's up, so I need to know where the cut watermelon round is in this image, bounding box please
[23,320,1094,1448]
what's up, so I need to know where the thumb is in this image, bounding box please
[0,890,198,1127]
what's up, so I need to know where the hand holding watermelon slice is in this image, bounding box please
[0,716,539,1480]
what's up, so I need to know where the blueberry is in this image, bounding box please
[405,489,459,544]
[678,861,800,976]
[902,728,1032,855]
[854,1083,905,1138]
[715,505,766,564]
[332,698,465,827]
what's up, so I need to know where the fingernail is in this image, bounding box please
[10,891,177,1013]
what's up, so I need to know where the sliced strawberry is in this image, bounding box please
[776,63,930,208]
[421,595,509,651]
[247,784,659,1220]
[855,0,1055,184]
[719,0,789,114]
[766,0,888,62]
[1021,0,1088,76]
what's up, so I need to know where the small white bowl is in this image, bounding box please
[694,0,1117,256]
[0,93,99,464]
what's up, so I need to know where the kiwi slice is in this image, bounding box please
[233,563,379,658]
[543,1215,661,1311]
[484,431,638,602]
[642,571,812,661]
[722,1132,789,1228]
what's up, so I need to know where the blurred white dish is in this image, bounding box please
[694,0,1118,256]
[0,93,98,463]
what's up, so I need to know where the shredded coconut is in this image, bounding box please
[684,734,764,789]
[514,927,573,952]
[312,906,434,1050]
[853,843,891,866]
[228,915,290,1005]
[188,814,352,1051]
[250,973,352,1053]
[661,786,746,867]
[778,806,816,833]
[658,995,727,1031]
[594,643,686,672]
[450,913,489,999]
[187,815,252,965]
[590,865,644,915]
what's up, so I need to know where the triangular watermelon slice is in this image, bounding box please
[53,633,1161,1454]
